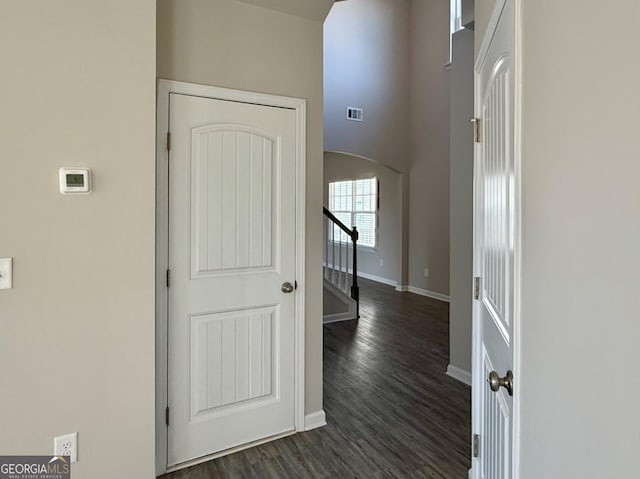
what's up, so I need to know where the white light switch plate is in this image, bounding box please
[0,258,12,289]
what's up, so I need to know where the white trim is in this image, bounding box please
[155,79,307,475]
[407,286,451,303]
[165,429,296,474]
[471,2,522,478]
[446,364,472,386]
[293,89,308,439]
[155,80,170,476]
[358,271,397,287]
[512,1,523,477]
[323,312,357,323]
[395,284,450,302]
[304,410,327,431]
[324,262,397,288]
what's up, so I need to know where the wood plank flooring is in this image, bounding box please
[162,278,471,479]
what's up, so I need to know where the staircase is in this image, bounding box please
[323,207,359,322]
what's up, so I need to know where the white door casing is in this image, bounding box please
[472,1,521,478]
[155,81,306,474]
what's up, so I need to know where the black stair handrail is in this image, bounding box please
[323,207,358,241]
[323,207,359,318]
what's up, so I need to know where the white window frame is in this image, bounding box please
[328,177,378,249]
[450,0,463,63]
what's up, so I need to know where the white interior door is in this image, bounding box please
[167,92,298,467]
[472,0,518,478]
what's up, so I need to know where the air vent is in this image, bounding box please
[346,107,363,122]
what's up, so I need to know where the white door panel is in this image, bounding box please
[168,93,297,466]
[473,0,518,478]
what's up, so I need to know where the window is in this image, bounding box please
[328,178,377,248]
[450,0,463,62]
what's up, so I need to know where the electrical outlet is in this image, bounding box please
[54,433,78,463]
[423,268,430,278]
[0,258,13,290]
[379,259,384,267]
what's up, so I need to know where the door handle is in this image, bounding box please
[488,370,513,396]
[281,282,294,293]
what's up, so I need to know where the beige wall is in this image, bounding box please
[0,2,156,478]
[518,1,640,477]
[157,0,327,416]
[323,0,410,175]
[474,0,640,476]
[324,0,451,294]
[461,0,475,27]
[408,0,451,295]
[324,152,403,284]
[323,0,411,286]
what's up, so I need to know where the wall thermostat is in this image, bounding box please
[59,168,91,194]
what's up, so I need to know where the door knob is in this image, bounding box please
[281,282,294,293]
[488,370,513,396]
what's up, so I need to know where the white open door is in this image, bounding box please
[157,83,305,471]
[472,0,520,478]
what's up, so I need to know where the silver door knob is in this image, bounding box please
[281,282,294,293]
[488,370,514,396]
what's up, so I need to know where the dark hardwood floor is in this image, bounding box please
[162,278,471,479]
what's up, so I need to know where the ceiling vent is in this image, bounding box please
[346,107,363,122]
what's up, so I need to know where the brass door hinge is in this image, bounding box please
[165,406,170,426]
[167,131,171,151]
[474,276,481,300]
[166,269,171,288]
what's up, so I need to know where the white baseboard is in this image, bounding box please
[357,271,397,287]
[304,410,327,431]
[165,429,295,474]
[407,286,450,303]
[446,364,472,386]
[323,312,357,323]
[324,263,397,288]
[395,284,409,292]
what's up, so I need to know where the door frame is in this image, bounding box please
[471,0,522,478]
[155,79,307,475]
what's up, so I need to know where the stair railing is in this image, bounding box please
[323,207,359,318]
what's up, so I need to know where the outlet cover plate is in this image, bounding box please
[54,432,78,463]
[0,258,13,289]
